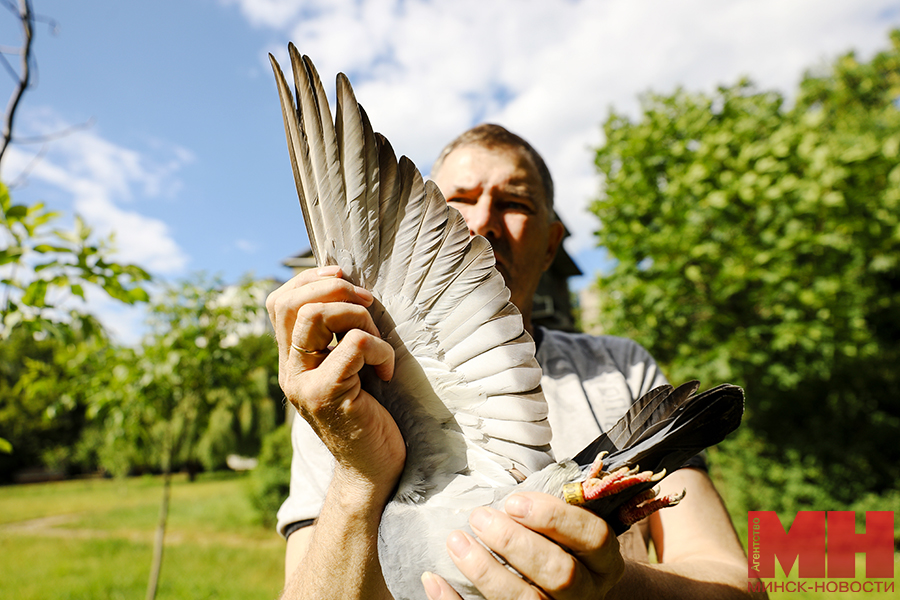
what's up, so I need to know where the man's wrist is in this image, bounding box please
[330,464,398,519]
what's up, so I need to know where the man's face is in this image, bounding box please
[432,144,564,322]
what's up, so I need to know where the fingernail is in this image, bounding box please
[447,531,471,559]
[317,266,340,276]
[421,571,442,600]
[354,286,373,302]
[469,507,492,532]
[505,494,532,518]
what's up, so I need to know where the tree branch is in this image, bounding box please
[0,0,34,169]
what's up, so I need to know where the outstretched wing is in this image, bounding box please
[270,46,554,501]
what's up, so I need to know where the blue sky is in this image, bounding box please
[2,0,898,341]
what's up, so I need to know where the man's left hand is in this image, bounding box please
[422,492,624,600]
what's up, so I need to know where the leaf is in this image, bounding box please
[33,260,62,272]
[5,204,27,219]
[21,279,50,308]
[0,247,24,266]
[33,244,71,254]
[128,287,150,303]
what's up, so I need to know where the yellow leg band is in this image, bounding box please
[563,482,585,505]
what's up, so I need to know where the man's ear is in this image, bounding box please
[542,220,565,271]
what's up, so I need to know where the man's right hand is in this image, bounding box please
[266,265,405,505]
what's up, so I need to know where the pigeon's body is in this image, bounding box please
[270,47,744,600]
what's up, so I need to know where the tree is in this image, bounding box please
[0,1,149,337]
[0,312,114,479]
[1,184,151,335]
[87,274,280,600]
[0,0,149,458]
[591,30,900,510]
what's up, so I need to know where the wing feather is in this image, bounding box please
[269,51,325,262]
[269,51,554,499]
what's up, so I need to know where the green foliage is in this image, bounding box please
[0,315,117,480]
[592,31,900,508]
[86,275,281,478]
[0,182,151,338]
[0,179,153,466]
[247,422,293,528]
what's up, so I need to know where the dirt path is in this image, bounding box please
[0,513,280,548]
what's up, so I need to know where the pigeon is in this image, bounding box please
[269,46,744,600]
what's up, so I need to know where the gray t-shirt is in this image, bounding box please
[276,329,669,537]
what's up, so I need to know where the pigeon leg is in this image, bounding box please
[584,451,608,480]
[565,463,666,505]
[562,457,684,525]
[581,465,663,502]
[617,487,686,527]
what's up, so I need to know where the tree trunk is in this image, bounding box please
[146,459,172,600]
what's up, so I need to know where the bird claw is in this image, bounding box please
[573,452,667,502]
[562,454,683,525]
[618,488,686,526]
[584,451,609,480]
[580,465,665,501]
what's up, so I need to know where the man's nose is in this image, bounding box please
[465,197,501,239]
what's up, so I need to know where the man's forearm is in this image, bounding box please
[610,558,765,600]
[605,468,766,600]
[281,473,394,600]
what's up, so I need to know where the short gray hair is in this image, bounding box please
[431,124,555,214]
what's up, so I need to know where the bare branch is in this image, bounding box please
[0,49,19,82]
[3,117,95,187]
[0,0,34,169]
[32,11,58,35]
[13,116,95,144]
[6,142,46,188]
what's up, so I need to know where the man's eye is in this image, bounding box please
[504,201,531,212]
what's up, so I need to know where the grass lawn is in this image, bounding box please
[0,472,285,600]
[3,472,896,599]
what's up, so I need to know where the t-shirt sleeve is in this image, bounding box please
[275,413,336,538]
[600,335,669,398]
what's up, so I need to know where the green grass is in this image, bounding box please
[0,472,284,600]
[3,473,896,599]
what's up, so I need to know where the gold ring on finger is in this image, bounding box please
[291,342,329,357]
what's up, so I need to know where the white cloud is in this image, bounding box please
[236,238,258,253]
[220,0,306,29]
[2,109,192,275]
[231,0,900,256]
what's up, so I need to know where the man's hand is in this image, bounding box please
[421,470,762,600]
[422,492,625,600]
[266,266,404,504]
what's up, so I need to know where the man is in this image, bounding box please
[267,124,762,599]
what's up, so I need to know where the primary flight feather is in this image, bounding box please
[270,46,743,600]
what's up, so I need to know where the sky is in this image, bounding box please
[1,0,898,342]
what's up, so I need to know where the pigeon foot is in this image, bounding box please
[617,487,686,526]
[562,453,685,526]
